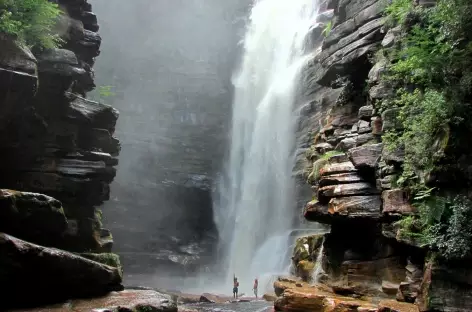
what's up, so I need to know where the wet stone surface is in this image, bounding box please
[183,301,272,312]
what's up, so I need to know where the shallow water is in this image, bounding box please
[185,301,272,312]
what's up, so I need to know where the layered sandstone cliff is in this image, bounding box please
[279,0,472,311]
[0,0,122,308]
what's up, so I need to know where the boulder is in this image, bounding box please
[382,189,416,215]
[19,290,177,312]
[0,233,123,308]
[347,143,383,169]
[381,26,402,48]
[0,189,68,247]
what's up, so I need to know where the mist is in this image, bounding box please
[89,0,252,288]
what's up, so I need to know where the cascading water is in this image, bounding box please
[312,237,325,284]
[213,0,322,293]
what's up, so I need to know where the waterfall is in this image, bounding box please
[214,0,322,294]
[312,237,325,284]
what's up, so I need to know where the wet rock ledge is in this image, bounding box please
[0,0,124,309]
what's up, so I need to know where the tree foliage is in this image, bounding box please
[0,0,63,49]
[381,0,472,260]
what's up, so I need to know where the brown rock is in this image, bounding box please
[371,116,383,135]
[0,189,68,247]
[263,292,277,302]
[347,144,383,169]
[382,189,416,215]
[328,196,382,219]
[319,162,357,176]
[382,281,400,296]
[319,183,380,198]
[378,299,419,312]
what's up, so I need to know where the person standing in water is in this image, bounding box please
[233,276,239,298]
[253,278,258,298]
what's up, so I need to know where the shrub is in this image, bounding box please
[0,0,63,49]
[382,0,472,260]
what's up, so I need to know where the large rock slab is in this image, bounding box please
[319,161,357,176]
[18,290,177,312]
[319,182,380,198]
[304,196,381,223]
[329,196,382,219]
[319,172,365,187]
[382,189,416,215]
[347,144,383,170]
[68,95,119,133]
[0,189,68,247]
[0,233,123,308]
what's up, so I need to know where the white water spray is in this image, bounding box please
[312,237,325,284]
[214,0,322,294]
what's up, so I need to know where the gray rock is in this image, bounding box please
[315,142,334,154]
[381,26,401,48]
[347,143,383,169]
[357,120,371,134]
[38,49,79,66]
[316,9,335,23]
[369,82,394,100]
[358,105,374,120]
[68,95,119,132]
[356,133,375,146]
[0,34,37,74]
[0,232,123,308]
[323,1,386,49]
[336,137,357,151]
[382,145,405,163]
[368,59,387,83]
[0,190,68,246]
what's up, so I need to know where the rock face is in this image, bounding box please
[276,1,472,311]
[0,0,123,308]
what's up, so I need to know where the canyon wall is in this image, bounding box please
[278,0,472,311]
[0,0,123,308]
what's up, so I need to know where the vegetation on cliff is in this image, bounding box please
[0,0,62,49]
[380,0,472,259]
